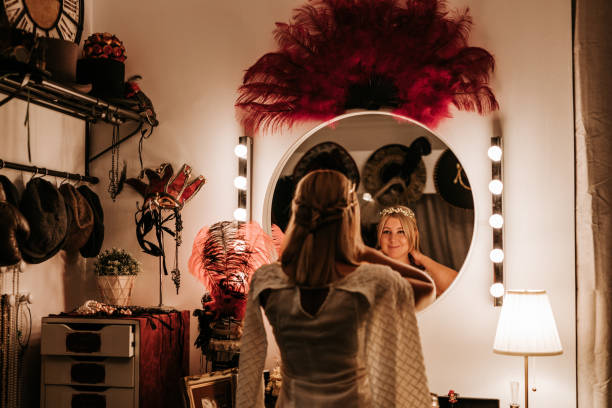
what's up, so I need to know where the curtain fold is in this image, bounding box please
[574,0,612,407]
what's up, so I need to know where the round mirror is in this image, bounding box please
[263,112,474,300]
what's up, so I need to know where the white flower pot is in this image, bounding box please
[96,275,136,306]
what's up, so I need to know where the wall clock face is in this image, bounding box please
[1,0,84,43]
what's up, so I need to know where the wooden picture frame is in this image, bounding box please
[182,370,237,408]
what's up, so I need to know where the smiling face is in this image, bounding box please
[379,216,414,263]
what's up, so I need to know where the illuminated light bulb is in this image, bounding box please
[234,144,248,159]
[488,145,502,162]
[490,248,504,263]
[489,214,504,229]
[234,176,247,190]
[489,282,505,298]
[233,207,247,222]
[362,192,373,202]
[489,179,503,195]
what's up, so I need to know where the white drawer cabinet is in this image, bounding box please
[40,312,189,408]
[40,317,140,408]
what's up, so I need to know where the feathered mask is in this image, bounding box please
[126,163,206,293]
[188,221,279,320]
[236,0,498,132]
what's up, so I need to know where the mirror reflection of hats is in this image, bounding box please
[271,175,296,232]
[362,137,431,207]
[292,141,360,189]
[60,184,94,252]
[18,178,69,264]
[77,185,105,258]
[0,180,30,267]
[434,148,474,209]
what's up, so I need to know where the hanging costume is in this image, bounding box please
[236,263,431,407]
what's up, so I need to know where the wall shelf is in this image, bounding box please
[0,71,158,181]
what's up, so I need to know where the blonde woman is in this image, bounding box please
[377,206,458,296]
[236,170,434,407]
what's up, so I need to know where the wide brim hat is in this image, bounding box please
[292,141,360,189]
[18,178,68,264]
[362,143,427,207]
[77,185,105,258]
[60,183,94,252]
[0,175,20,207]
[271,175,296,232]
[434,148,474,209]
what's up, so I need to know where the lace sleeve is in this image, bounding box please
[365,268,431,407]
[235,276,268,408]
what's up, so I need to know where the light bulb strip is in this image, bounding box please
[490,135,504,306]
[235,136,253,222]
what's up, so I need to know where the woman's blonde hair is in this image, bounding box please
[376,206,420,253]
[280,169,362,286]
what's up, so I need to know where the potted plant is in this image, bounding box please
[94,248,141,306]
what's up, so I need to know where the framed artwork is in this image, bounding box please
[183,371,237,408]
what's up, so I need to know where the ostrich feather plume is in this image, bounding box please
[188,221,276,319]
[236,0,498,132]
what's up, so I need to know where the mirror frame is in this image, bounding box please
[262,110,480,308]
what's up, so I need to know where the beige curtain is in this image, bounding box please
[574,0,612,407]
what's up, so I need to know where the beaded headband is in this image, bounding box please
[379,206,415,220]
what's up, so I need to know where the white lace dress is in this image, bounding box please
[236,263,431,408]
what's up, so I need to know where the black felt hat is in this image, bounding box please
[292,141,360,188]
[77,185,104,258]
[0,175,20,207]
[0,179,30,266]
[362,137,431,207]
[434,149,474,209]
[18,178,68,264]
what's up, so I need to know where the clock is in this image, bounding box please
[1,0,84,43]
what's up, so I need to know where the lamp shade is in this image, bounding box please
[493,290,563,356]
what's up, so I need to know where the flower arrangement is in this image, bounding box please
[448,389,459,405]
[94,248,141,276]
[82,32,127,62]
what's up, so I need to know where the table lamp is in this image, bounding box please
[493,290,563,408]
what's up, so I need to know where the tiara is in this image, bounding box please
[379,207,415,219]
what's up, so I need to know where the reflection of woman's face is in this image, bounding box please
[379,217,411,263]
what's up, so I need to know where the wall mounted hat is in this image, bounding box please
[0,175,20,207]
[434,148,473,209]
[77,185,105,258]
[236,0,498,133]
[18,178,68,264]
[0,180,29,266]
[362,138,431,207]
[60,184,94,252]
[0,202,29,266]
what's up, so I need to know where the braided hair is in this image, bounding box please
[280,169,362,286]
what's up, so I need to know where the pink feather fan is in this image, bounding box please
[188,221,278,319]
[236,0,498,133]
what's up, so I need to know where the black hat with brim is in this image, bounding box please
[292,141,360,188]
[0,175,20,207]
[434,148,474,209]
[77,185,104,258]
[18,178,68,264]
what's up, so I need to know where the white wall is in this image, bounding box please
[1,0,574,407]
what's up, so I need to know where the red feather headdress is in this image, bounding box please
[236,0,498,132]
[188,221,277,320]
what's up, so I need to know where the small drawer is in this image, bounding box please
[41,323,134,357]
[44,385,134,408]
[43,356,134,387]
